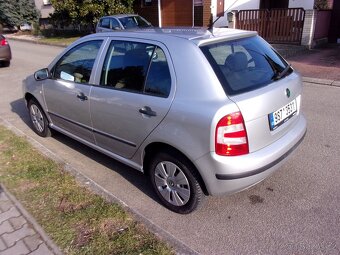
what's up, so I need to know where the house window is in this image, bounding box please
[144,0,152,6]
[194,0,203,6]
[43,0,51,5]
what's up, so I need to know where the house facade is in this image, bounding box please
[134,0,212,27]
[34,0,54,26]
[211,0,326,27]
[210,0,338,47]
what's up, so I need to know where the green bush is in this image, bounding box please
[40,28,90,38]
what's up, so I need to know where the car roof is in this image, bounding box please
[100,14,138,19]
[88,27,257,46]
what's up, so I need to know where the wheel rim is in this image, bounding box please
[154,161,191,206]
[30,104,45,133]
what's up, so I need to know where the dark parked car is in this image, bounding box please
[0,35,11,67]
[96,14,152,32]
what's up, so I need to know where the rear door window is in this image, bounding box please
[200,36,291,95]
[100,41,171,97]
[144,47,171,97]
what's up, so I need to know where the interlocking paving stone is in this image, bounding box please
[2,224,36,247]
[0,221,14,235]
[9,216,26,231]
[0,237,7,251]
[0,240,30,255]
[0,207,21,224]
[0,186,60,255]
[0,192,9,202]
[23,234,43,252]
[28,243,54,255]
[0,201,12,213]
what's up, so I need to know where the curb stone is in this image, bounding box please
[302,77,340,87]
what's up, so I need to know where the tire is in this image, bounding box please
[0,61,10,67]
[149,151,204,214]
[28,99,51,137]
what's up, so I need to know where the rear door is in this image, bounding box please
[90,39,174,158]
[200,35,302,152]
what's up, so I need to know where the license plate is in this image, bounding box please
[268,99,297,131]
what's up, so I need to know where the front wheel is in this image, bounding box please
[28,99,51,137]
[149,151,204,214]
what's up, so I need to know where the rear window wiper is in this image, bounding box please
[272,64,292,81]
[264,55,291,81]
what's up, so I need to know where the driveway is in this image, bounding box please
[1,40,339,255]
[287,44,340,81]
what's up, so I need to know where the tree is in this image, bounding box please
[50,0,134,30]
[0,0,39,28]
[314,0,330,10]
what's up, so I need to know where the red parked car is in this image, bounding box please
[0,35,12,67]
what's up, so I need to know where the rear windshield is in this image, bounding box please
[200,36,292,96]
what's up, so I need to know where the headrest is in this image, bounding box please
[225,52,248,72]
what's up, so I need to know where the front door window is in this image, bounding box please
[53,40,102,84]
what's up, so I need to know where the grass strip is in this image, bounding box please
[39,36,80,46]
[0,125,173,255]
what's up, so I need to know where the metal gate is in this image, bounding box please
[236,8,305,44]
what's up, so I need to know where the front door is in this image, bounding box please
[43,40,103,143]
[217,0,224,17]
[90,40,174,158]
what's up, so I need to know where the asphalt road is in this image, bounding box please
[1,40,339,255]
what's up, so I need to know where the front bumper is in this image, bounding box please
[195,114,307,196]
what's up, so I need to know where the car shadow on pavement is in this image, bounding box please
[10,98,31,125]
[52,131,158,201]
[9,98,159,204]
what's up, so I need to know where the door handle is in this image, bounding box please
[77,92,88,101]
[139,106,157,117]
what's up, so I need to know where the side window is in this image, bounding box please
[53,40,102,84]
[100,41,154,93]
[100,18,110,29]
[145,47,171,97]
[111,18,120,30]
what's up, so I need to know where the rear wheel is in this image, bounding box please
[28,99,51,137]
[1,61,10,67]
[149,151,203,214]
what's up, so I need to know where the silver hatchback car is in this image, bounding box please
[96,14,152,32]
[23,28,306,214]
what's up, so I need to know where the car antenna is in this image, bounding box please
[208,0,239,33]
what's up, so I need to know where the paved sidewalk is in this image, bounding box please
[286,43,340,84]
[0,185,62,255]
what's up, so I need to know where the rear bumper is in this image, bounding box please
[195,114,307,196]
[0,45,12,61]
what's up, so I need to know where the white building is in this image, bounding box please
[211,0,317,27]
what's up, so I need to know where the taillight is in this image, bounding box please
[0,38,8,46]
[215,112,249,156]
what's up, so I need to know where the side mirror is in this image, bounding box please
[34,68,50,81]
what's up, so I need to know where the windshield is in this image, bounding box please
[200,36,292,96]
[119,16,151,29]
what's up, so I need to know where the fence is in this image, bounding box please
[236,8,305,45]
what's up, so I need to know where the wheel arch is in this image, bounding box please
[143,142,209,196]
[24,92,35,106]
